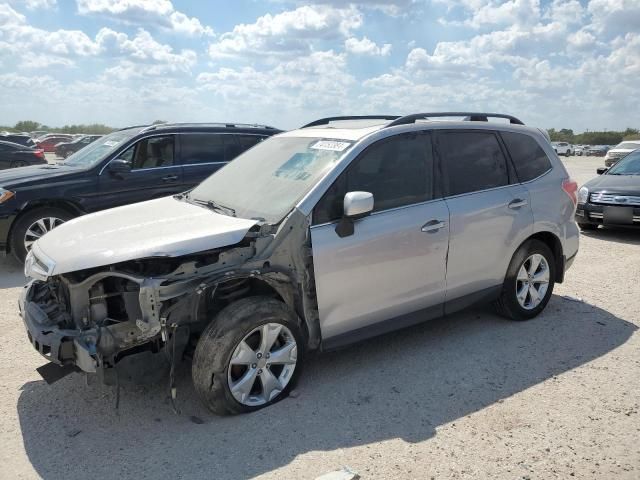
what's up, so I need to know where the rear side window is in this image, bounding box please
[440,131,508,196]
[501,131,552,182]
[181,134,226,164]
[235,135,265,153]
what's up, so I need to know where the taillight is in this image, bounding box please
[562,178,578,206]
[34,149,44,159]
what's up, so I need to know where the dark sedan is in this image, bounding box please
[0,122,280,262]
[576,149,640,230]
[0,141,47,170]
[54,134,102,158]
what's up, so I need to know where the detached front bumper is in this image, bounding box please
[19,282,98,373]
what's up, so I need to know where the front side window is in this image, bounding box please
[440,131,508,196]
[120,135,175,170]
[501,131,552,182]
[313,132,433,224]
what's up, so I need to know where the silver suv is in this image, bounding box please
[20,112,580,414]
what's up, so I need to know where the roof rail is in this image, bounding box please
[302,115,400,128]
[139,122,279,133]
[386,112,524,128]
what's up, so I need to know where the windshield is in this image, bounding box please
[63,128,143,168]
[189,136,354,223]
[615,142,640,150]
[608,150,640,175]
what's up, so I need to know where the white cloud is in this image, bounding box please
[7,0,57,10]
[345,36,391,56]
[439,0,542,29]
[587,0,640,36]
[76,0,213,36]
[208,5,362,59]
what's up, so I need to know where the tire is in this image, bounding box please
[578,223,597,231]
[565,150,571,157]
[10,160,28,168]
[10,207,74,263]
[192,296,304,415]
[495,239,556,321]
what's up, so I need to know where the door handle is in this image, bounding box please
[508,198,528,209]
[421,220,446,233]
[162,175,179,182]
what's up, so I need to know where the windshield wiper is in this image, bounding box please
[190,197,236,217]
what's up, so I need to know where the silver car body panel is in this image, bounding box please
[311,199,450,340]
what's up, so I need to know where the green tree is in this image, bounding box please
[14,120,41,132]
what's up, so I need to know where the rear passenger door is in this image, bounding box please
[178,133,266,189]
[437,130,533,309]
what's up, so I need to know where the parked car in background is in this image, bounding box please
[574,145,588,156]
[54,134,102,158]
[0,122,280,262]
[29,131,48,139]
[552,141,573,156]
[36,135,74,152]
[0,141,47,170]
[587,145,608,157]
[18,112,579,415]
[604,140,640,167]
[576,148,640,230]
[0,134,36,148]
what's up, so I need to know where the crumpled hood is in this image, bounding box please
[32,196,259,276]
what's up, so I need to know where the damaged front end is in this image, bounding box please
[19,209,320,385]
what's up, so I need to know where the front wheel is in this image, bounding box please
[10,207,73,263]
[495,240,556,321]
[192,296,304,415]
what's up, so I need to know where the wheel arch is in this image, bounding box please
[6,199,84,254]
[518,231,565,283]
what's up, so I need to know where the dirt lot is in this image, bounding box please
[0,156,638,480]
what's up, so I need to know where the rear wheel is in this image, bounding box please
[10,207,73,263]
[10,160,28,168]
[495,240,556,321]
[192,296,304,415]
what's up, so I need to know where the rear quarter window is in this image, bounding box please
[501,131,552,182]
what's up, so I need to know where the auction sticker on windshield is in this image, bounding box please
[103,140,120,147]
[310,140,352,152]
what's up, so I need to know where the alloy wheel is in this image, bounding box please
[24,217,65,252]
[515,253,550,310]
[227,323,298,407]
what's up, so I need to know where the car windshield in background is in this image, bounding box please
[189,137,354,223]
[616,142,640,150]
[608,150,640,175]
[63,128,143,168]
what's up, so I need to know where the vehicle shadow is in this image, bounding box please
[0,256,26,289]
[580,227,640,245]
[17,296,636,480]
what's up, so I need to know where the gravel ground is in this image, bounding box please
[0,156,638,480]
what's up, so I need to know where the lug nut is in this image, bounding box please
[251,363,257,369]
[258,369,263,375]
[257,352,263,359]
[265,353,270,359]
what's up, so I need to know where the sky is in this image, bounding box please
[0,0,638,132]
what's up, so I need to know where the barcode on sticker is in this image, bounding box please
[310,140,352,152]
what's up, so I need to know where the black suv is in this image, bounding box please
[0,123,280,262]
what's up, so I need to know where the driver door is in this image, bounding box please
[97,135,183,209]
[310,132,450,347]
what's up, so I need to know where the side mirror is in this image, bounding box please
[335,191,374,238]
[596,167,608,175]
[108,159,132,177]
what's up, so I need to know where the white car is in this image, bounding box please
[604,140,640,167]
[552,142,573,156]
